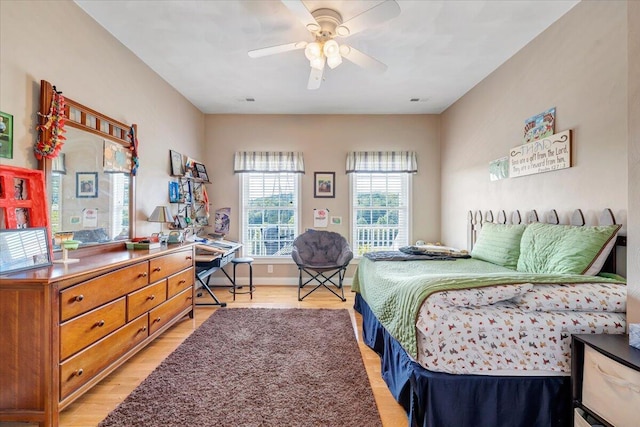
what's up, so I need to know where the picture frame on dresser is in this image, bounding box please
[0,227,52,274]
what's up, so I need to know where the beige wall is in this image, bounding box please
[627,0,640,323]
[0,0,204,237]
[441,1,628,247]
[441,0,633,316]
[203,114,440,282]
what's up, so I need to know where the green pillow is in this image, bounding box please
[471,223,527,269]
[516,222,621,275]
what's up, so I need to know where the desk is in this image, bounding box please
[194,240,242,307]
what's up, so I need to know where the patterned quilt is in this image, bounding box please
[416,283,626,374]
[352,257,626,359]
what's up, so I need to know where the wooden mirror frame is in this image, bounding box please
[38,79,137,253]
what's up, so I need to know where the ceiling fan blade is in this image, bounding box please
[307,66,324,90]
[340,45,387,73]
[336,0,401,37]
[281,0,321,32]
[248,41,307,58]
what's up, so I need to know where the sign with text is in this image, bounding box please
[509,130,571,178]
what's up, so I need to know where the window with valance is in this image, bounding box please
[234,152,304,257]
[347,151,417,255]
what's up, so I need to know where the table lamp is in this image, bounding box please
[148,206,174,242]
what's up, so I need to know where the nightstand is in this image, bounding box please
[572,334,640,427]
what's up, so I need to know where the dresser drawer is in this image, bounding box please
[60,298,127,360]
[127,280,167,320]
[59,315,148,399]
[148,288,193,335]
[167,267,194,298]
[60,261,149,321]
[582,345,640,427]
[149,249,193,282]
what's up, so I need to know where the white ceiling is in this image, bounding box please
[75,0,579,115]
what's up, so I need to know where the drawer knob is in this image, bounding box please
[139,272,148,278]
[139,326,147,332]
[95,320,105,327]
[178,280,186,284]
[186,256,193,260]
[75,368,84,377]
[75,294,84,302]
[154,317,161,323]
[153,267,162,272]
[148,294,156,301]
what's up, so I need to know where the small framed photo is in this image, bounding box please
[0,111,14,159]
[76,172,98,198]
[314,172,335,198]
[194,162,209,182]
[0,227,52,274]
[170,150,185,176]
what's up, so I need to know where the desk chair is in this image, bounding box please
[291,229,353,301]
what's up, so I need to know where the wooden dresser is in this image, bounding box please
[0,243,196,427]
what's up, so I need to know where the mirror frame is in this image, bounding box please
[38,79,137,252]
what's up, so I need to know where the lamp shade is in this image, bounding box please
[148,206,174,223]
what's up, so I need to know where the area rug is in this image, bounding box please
[99,308,382,427]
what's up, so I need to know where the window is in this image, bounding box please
[347,151,416,256]
[351,173,410,255]
[235,152,304,258]
[240,173,299,257]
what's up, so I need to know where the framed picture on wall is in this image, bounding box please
[76,172,98,198]
[314,172,335,198]
[169,150,185,176]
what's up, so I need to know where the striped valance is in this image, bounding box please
[346,151,418,173]
[234,151,305,173]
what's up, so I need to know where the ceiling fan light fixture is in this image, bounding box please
[327,54,342,69]
[304,42,322,61]
[310,56,325,70]
[323,39,340,57]
[339,44,351,56]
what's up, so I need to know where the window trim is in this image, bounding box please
[238,172,301,259]
[349,172,412,257]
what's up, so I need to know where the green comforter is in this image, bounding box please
[352,257,626,359]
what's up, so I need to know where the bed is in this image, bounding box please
[353,208,626,427]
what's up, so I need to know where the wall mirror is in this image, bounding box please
[38,80,137,251]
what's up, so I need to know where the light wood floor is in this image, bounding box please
[44,285,407,427]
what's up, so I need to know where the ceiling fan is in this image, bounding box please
[248,0,401,90]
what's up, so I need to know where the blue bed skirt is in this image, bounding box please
[354,294,572,427]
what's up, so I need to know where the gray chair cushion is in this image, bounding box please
[291,229,353,268]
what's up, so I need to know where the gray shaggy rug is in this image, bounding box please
[99,308,382,427]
